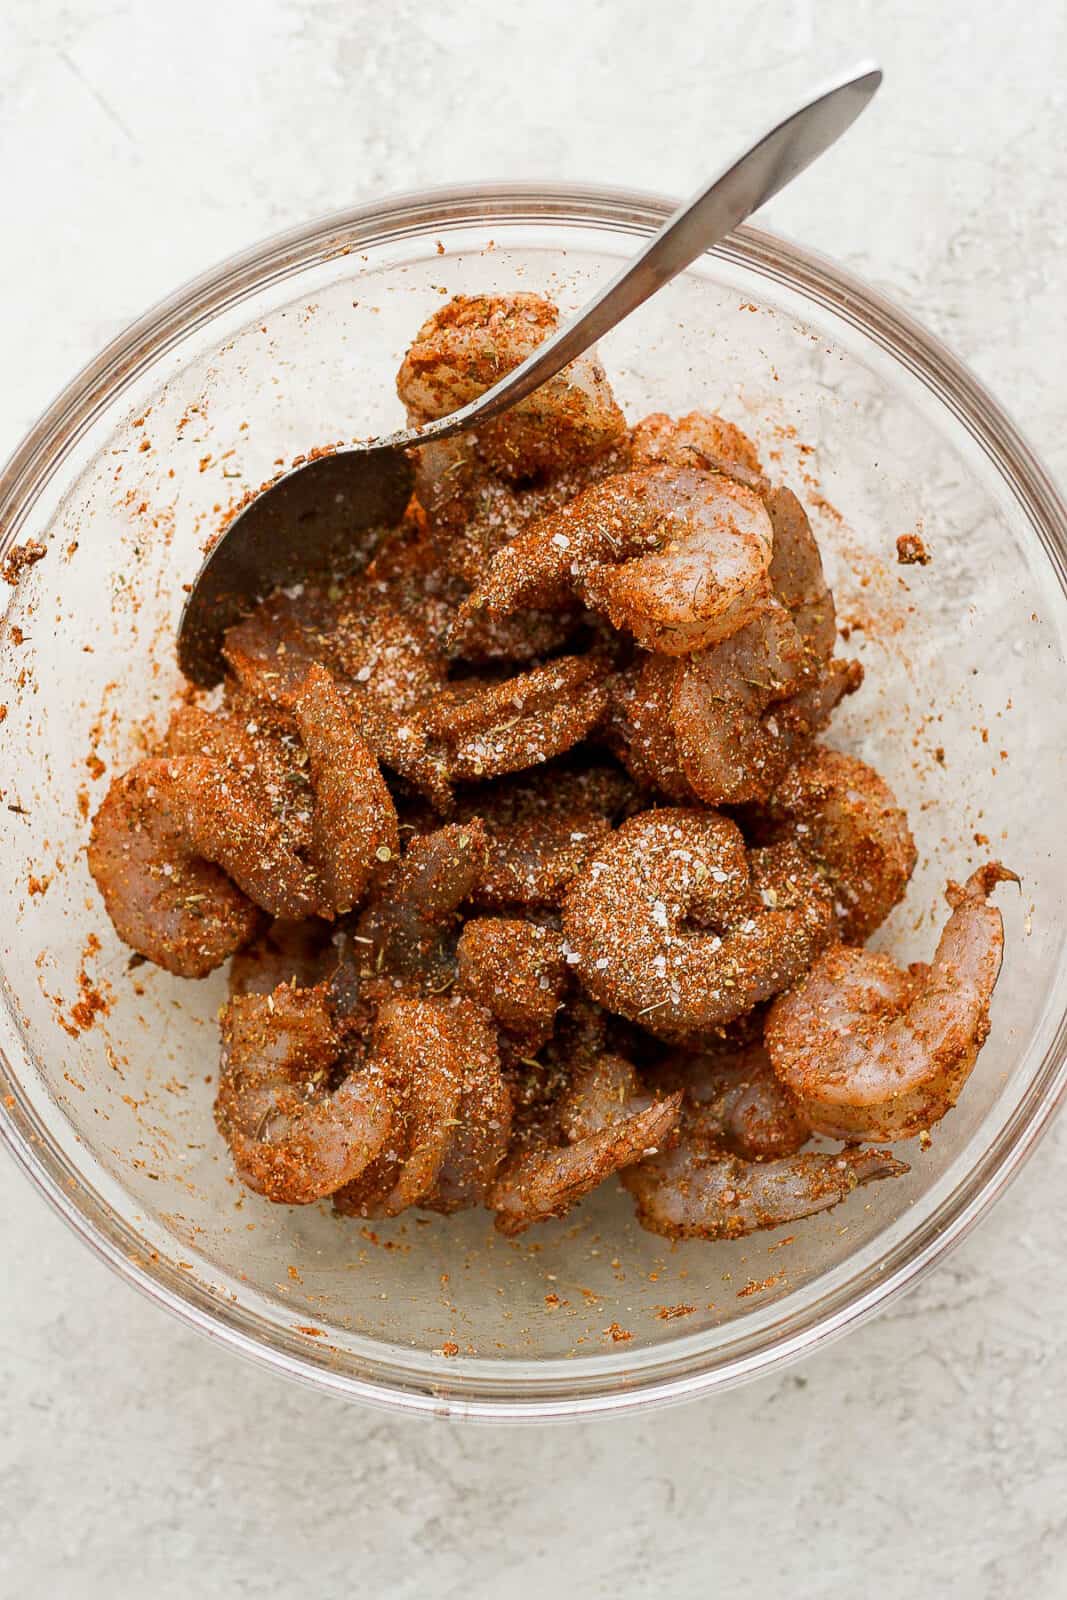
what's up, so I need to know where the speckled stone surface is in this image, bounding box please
[2,3,1065,1595]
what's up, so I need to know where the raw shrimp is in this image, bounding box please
[562,808,836,1041]
[456,762,635,910]
[412,430,629,583]
[460,466,775,656]
[558,1051,655,1141]
[630,410,766,490]
[612,606,861,807]
[373,514,581,668]
[425,1001,514,1213]
[490,1092,682,1236]
[354,820,489,988]
[215,981,393,1204]
[171,662,398,916]
[765,864,1017,1140]
[223,578,452,808]
[650,1039,811,1159]
[165,697,313,858]
[292,662,398,913]
[413,654,611,784]
[764,486,838,667]
[396,292,627,482]
[622,1140,907,1241]
[333,996,510,1217]
[607,486,857,805]
[753,745,916,943]
[456,917,568,1049]
[88,757,327,977]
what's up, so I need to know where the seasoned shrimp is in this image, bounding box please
[456,762,635,910]
[460,466,775,656]
[490,1092,682,1236]
[612,606,861,807]
[562,808,836,1041]
[372,516,581,669]
[622,1140,907,1241]
[412,430,629,582]
[765,864,1017,1140]
[651,1039,811,1159]
[170,662,398,918]
[216,981,393,1204]
[165,697,313,858]
[764,486,838,666]
[292,663,398,914]
[397,293,627,482]
[558,1051,655,1141]
[88,757,327,977]
[456,918,568,1049]
[753,745,917,943]
[414,654,611,785]
[354,820,489,988]
[333,996,510,1217]
[607,486,858,805]
[223,578,452,808]
[630,410,766,490]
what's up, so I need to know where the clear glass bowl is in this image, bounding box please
[1,185,1065,1421]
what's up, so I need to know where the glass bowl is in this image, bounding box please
[1,184,1065,1421]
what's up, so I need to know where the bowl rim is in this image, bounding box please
[2,180,1066,1421]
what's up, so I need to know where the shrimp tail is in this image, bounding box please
[947,861,1020,909]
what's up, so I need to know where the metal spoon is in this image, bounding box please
[178,61,881,686]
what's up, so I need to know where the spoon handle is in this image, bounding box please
[404,61,881,448]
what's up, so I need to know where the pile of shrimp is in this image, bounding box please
[88,291,1014,1244]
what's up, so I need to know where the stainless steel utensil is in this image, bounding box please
[177,61,881,685]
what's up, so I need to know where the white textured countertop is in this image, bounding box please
[2,3,1065,1595]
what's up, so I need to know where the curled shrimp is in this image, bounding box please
[574,1028,906,1239]
[88,756,326,978]
[490,1091,682,1236]
[165,695,314,859]
[610,604,861,807]
[371,517,580,669]
[562,808,836,1041]
[765,864,1017,1140]
[397,292,627,482]
[215,981,393,1204]
[456,917,568,1050]
[630,410,766,490]
[333,995,511,1217]
[457,762,635,910]
[764,486,838,666]
[607,486,859,805]
[354,820,489,988]
[413,654,611,785]
[622,1139,907,1241]
[292,663,398,914]
[649,1039,811,1159]
[412,430,629,584]
[223,579,452,808]
[91,660,396,972]
[460,465,775,656]
[752,745,917,944]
